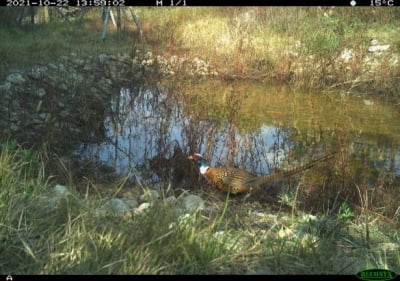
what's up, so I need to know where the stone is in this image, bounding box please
[368,44,390,52]
[59,109,70,118]
[182,195,205,213]
[109,198,130,216]
[10,123,19,132]
[7,73,25,85]
[140,190,160,202]
[164,196,177,204]
[124,197,139,209]
[38,113,47,120]
[31,66,49,79]
[340,48,354,63]
[57,63,66,72]
[58,56,69,62]
[134,202,151,214]
[0,82,11,91]
[370,39,379,45]
[99,54,108,64]
[36,88,46,98]
[83,64,92,71]
[48,62,59,70]
[53,184,71,197]
[363,99,374,106]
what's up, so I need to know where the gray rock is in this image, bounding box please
[59,109,70,118]
[109,198,130,216]
[83,64,92,71]
[38,113,47,120]
[36,88,46,98]
[119,54,130,61]
[48,63,59,70]
[164,196,177,204]
[11,100,20,110]
[99,54,108,64]
[124,197,139,209]
[10,112,19,121]
[59,56,69,63]
[74,58,85,66]
[140,190,160,202]
[7,73,25,85]
[57,63,66,72]
[58,82,68,91]
[31,66,49,79]
[10,123,19,132]
[0,82,11,91]
[89,87,99,94]
[182,195,205,213]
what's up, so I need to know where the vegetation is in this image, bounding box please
[1,7,399,275]
[0,141,399,274]
[0,7,399,96]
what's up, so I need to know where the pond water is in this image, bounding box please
[74,79,400,195]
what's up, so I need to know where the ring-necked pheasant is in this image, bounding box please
[188,152,336,194]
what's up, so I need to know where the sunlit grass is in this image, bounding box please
[135,7,399,94]
[1,6,399,274]
[0,17,136,78]
[0,141,398,274]
[1,7,399,94]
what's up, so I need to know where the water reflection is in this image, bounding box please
[75,79,400,188]
[76,88,290,183]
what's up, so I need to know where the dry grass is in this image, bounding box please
[0,141,399,274]
[1,7,399,95]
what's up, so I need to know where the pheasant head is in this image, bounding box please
[188,153,210,175]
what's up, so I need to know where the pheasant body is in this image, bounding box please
[189,152,335,194]
[188,154,256,194]
[206,167,257,194]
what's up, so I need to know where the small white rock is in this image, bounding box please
[368,44,390,52]
[135,202,151,214]
[182,195,205,213]
[53,184,71,197]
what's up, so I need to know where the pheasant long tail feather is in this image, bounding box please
[244,151,337,188]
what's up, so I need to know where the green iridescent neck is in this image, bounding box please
[197,158,209,174]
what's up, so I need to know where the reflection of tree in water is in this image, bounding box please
[81,79,400,222]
